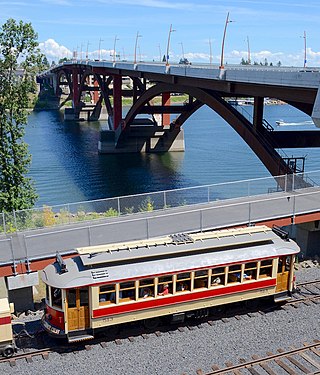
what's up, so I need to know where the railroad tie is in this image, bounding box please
[277,348,312,373]
[267,351,296,375]
[290,347,320,371]
[239,358,261,375]
[225,361,242,375]
[251,354,278,375]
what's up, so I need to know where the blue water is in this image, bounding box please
[25,105,320,206]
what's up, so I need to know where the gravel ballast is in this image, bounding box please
[1,265,319,375]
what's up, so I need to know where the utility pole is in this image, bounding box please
[166,24,176,66]
[220,12,233,69]
[98,37,104,61]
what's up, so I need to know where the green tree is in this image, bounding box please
[42,55,49,69]
[0,18,42,212]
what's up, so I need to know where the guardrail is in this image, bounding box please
[2,184,320,266]
[1,170,320,236]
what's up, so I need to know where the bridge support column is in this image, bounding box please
[162,92,171,128]
[92,77,99,104]
[113,74,122,130]
[312,85,320,128]
[253,97,264,131]
[289,221,320,258]
[64,68,81,121]
[72,68,80,109]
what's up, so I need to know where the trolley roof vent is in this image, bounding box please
[170,233,194,244]
[272,225,289,241]
[91,269,109,279]
[56,252,68,274]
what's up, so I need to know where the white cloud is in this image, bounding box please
[40,0,72,5]
[97,0,198,10]
[39,39,72,61]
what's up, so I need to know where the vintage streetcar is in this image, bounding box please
[41,225,300,343]
[0,298,16,357]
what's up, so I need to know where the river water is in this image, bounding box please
[25,104,320,207]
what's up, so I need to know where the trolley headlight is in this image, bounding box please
[47,314,52,321]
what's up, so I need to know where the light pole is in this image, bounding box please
[179,42,185,60]
[86,41,90,61]
[220,12,233,69]
[98,37,104,61]
[113,35,119,62]
[134,31,142,64]
[166,24,176,66]
[208,38,213,66]
[158,44,162,62]
[302,30,307,68]
[247,36,251,64]
[80,43,83,60]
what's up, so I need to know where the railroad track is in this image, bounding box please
[189,340,320,375]
[289,279,320,306]
[0,348,51,366]
[2,279,319,368]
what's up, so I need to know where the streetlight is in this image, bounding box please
[98,37,104,61]
[179,42,185,60]
[166,24,176,66]
[301,31,307,68]
[113,35,119,62]
[247,36,251,65]
[134,31,142,64]
[208,38,213,66]
[158,44,162,62]
[86,41,90,61]
[80,43,83,60]
[220,12,233,69]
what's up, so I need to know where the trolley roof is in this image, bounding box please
[41,226,300,289]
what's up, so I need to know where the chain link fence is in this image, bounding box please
[1,170,320,235]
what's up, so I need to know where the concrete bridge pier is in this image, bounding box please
[289,221,320,258]
[98,124,185,153]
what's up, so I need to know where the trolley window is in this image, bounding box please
[228,264,242,283]
[51,288,62,309]
[139,278,155,299]
[211,267,225,286]
[194,270,209,289]
[99,284,116,305]
[46,285,50,305]
[67,289,76,308]
[244,262,257,280]
[80,289,89,306]
[176,272,191,292]
[119,281,135,302]
[158,276,173,295]
[259,259,273,278]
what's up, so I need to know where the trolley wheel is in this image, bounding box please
[143,317,161,330]
[3,346,14,358]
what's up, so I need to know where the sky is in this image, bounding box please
[1,0,320,67]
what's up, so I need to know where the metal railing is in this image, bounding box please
[2,184,320,266]
[1,170,320,236]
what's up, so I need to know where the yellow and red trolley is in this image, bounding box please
[41,225,299,342]
[0,298,16,357]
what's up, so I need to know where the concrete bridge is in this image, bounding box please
[38,61,320,179]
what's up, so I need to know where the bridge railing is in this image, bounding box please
[2,185,320,265]
[1,170,320,235]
